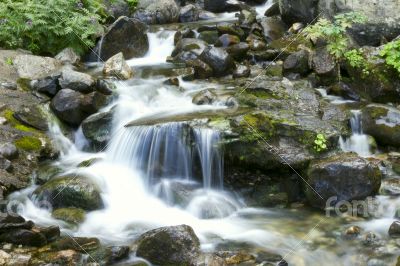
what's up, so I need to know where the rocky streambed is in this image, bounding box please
[1,0,400,265]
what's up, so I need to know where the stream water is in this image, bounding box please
[7,2,400,265]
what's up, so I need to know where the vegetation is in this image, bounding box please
[380,39,400,74]
[0,0,105,55]
[14,136,42,151]
[313,134,327,152]
[126,0,139,12]
[344,48,370,76]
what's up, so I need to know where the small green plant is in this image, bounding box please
[314,134,327,152]
[0,0,105,55]
[380,39,400,73]
[344,49,370,76]
[5,57,13,65]
[126,0,139,12]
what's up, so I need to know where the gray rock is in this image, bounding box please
[199,47,236,77]
[311,47,337,78]
[279,0,317,25]
[260,16,286,42]
[283,49,310,76]
[225,42,250,60]
[96,79,116,95]
[59,69,95,93]
[179,4,199,22]
[0,229,47,247]
[134,0,180,24]
[172,38,207,58]
[95,17,149,61]
[31,75,61,97]
[215,34,240,48]
[198,10,217,20]
[0,143,18,160]
[13,55,62,80]
[103,52,133,80]
[55,48,80,65]
[192,89,217,105]
[136,225,200,266]
[13,105,48,131]
[233,64,251,78]
[0,156,12,172]
[187,59,213,79]
[103,0,131,21]
[81,110,114,148]
[50,89,86,126]
[198,31,219,45]
[388,221,400,238]
[265,1,280,17]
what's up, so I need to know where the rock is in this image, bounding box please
[192,90,217,105]
[96,17,149,61]
[0,229,47,247]
[81,91,111,115]
[52,208,86,225]
[103,52,133,80]
[13,54,62,80]
[362,104,400,147]
[172,38,207,58]
[91,246,130,265]
[0,143,18,160]
[187,59,213,79]
[238,9,257,27]
[30,75,61,97]
[51,237,100,252]
[204,0,241,13]
[0,81,17,90]
[136,225,200,266]
[327,82,360,101]
[134,0,180,24]
[306,153,382,209]
[96,79,116,95]
[344,226,361,237]
[13,105,48,131]
[388,221,400,238]
[103,0,131,21]
[35,163,63,185]
[279,0,317,25]
[34,225,61,243]
[32,249,82,265]
[50,89,86,126]
[55,48,80,65]
[199,47,236,77]
[174,29,196,45]
[265,1,280,17]
[260,16,286,42]
[81,110,114,148]
[310,47,337,82]
[0,215,33,233]
[33,175,104,211]
[388,152,400,175]
[59,69,95,93]
[179,4,199,22]
[198,10,217,20]
[380,178,400,196]
[217,23,245,39]
[163,77,180,86]
[225,42,250,61]
[289,22,304,34]
[233,64,251,78]
[283,49,310,76]
[0,156,12,172]
[215,34,240,48]
[198,31,219,45]
[247,35,267,51]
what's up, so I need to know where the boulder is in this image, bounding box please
[187,59,213,79]
[310,47,337,82]
[136,225,200,266]
[362,104,400,147]
[305,153,382,209]
[33,175,104,211]
[52,208,86,225]
[103,52,133,80]
[192,90,217,105]
[0,229,47,247]
[327,82,360,101]
[55,48,80,65]
[388,221,400,238]
[50,89,87,126]
[260,16,286,42]
[13,105,48,131]
[198,31,219,45]
[283,49,310,76]
[59,69,95,93]
[279,0,317,25]
[217,23,245,39]
[95,17,149,61]
[215,34,240,48]
[81,110,114,148]
[225,42,250,61]
[179,4,199,22]
[96,79,116,95]
[265,1,280,17]
[30,75,61,97]
[133,0,180,24]
[13,54,62,80]
[233,64,251,78]
[172,38,207,58]
[103,0,131,21]
[81,91,111,115]
[380,178,400,196]
[199,47,236,77]
[0,143,18,160]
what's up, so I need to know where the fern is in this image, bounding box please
[0,0,105,55]
[380,39,400,73]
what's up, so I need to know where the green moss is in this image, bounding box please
[3,109,38,133]
[240,112,276,142]
[14,136,42,151]
[52,208,86,225]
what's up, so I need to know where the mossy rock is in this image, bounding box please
[52,208,86,225]
[14,136,42,151]
[36,163,64,185]
[3,109,38,133]
[77,158,102,168]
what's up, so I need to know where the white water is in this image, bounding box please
[340,110,372,157]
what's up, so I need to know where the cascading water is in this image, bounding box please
[340,110,372,157]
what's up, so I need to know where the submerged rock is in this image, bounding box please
[103,52,133,80]
[136,224,200,266]
[305,153,382,209]
[33,175,104,211]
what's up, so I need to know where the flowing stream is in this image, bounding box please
[7,2,400,265]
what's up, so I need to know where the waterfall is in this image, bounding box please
[340,110,371,157]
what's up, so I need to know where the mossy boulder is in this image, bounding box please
[136,225,200,266]
[362,104,400,147]
[305,153,382,209]
[14,136,42,152]
[52,208,86,225]
[33,175,104,211]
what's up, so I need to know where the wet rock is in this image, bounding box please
[59,69,95,93]
[380,178,400,196]
[265,1,280,17]
[32,249,82,265]
[50,89,86,126]
[136,224,200,266]
[103,52,133,80]
[198,10,217,21]
[30,75,61,97]
[260,16,286,42]
[103,0,131,21]
[13,105,48,131]
[283,49,310,76]
[96,16,149,61]
[238,9,257,27]
[96,79,116,95]
[81,91,111,115]
[389,221,400,238]
[0,215,33,233]
[388,152,400,175]
[133,0,180,24]
[204,0,239,13]
[199,47,235,77]
[174,29,196,45]
[362,104,400,147]
[344,226,361,238]
[306,153,382,209]
[0,143,18,160]
[81,110,114,148]
[247,35,267,51]
[289,22,305,34]
[90,246,130,265]
[233,64,251,78]
[163,77,180,86]
[217,23,245,39]
[192,90,217,105]
[215,34,240,48]
[34,225,61,243]
[187,59,213,79]
[51,237,100,252]
[33,175,104,211]
[327,82,360,101]
[172,38,207,58]
[198,31,219,45]
[13,54,62,80]
[35,163,63,185]
[225,42,249,60]
[310,47,337,82]
[279,0,317,25]
[55,48,80,65]
[52,208,86,225]
[180,4,199,22]
[0,229,47,247]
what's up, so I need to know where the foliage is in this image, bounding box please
[344,49,370,75]
[126,0,139,12]
[313,134,327,153]
[0,0,105,55]
[304,12,367,60]
[380,39,400,73]
[14,136,42,151]
[5,57,13,65]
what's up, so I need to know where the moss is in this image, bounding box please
[14,136,42,151]
[52,208,86,225]
[240,112,276,142]
[3,109,38,133]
